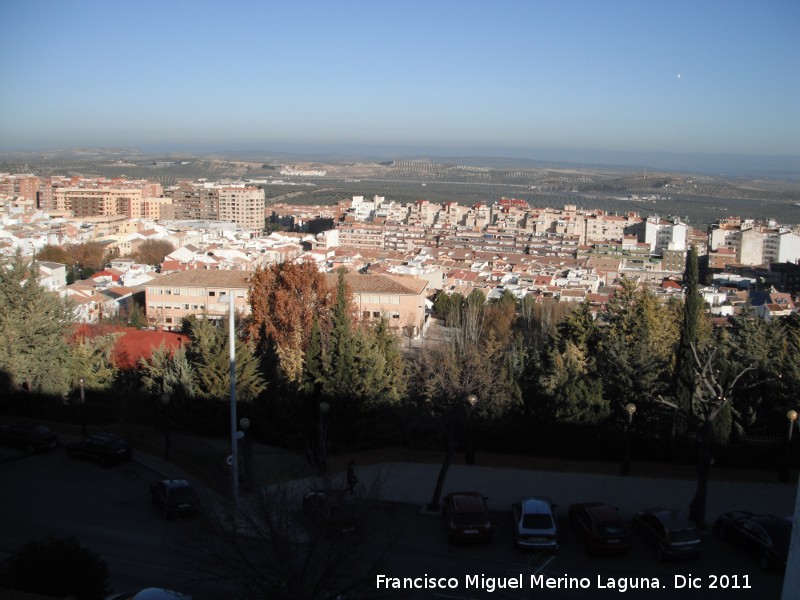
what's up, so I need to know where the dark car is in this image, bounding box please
[67,432,132,466]
[511,497,559,551]
[150,479,200,519]
[443,491,493,544]
[0,422,58,452]
[632,508,703,560]
[568,502,631,554]
[106,589,191,600]
[302,488,360,536]
[714,511,792,569]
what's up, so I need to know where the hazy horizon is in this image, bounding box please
[1,1,798,166]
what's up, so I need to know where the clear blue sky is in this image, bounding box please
[1,0,798,158]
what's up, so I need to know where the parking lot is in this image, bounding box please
[1,441,791,599]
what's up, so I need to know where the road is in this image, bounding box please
[0,446,221,598]
[0,447,788,600]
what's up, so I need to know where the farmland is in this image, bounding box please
[2,151,798,226]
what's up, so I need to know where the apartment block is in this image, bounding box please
[145,270,251,330]
[217,186,265,233]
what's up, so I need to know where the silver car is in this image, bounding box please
[512,497,559,551]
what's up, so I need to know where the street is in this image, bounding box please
[0,446,788,600]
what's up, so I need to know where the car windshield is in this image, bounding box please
[522,514,554,530]
[170,487,195,501]
[597,520,625,536]
[671,528,699,542]
[455,512,485,525]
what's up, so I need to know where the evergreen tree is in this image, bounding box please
[539,341,608,424]
[322,269,358,400]
[186,316,266,402]
[0,252,72,397]
[69,332,119,391]
[674,245,703,417]
[302,316,324,396]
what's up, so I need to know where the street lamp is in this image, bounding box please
[780,409,797,483]
[219,291,239,511]
[239,417,252,490]
[466,394,478,465]
[621,403,636,476]
[160,392,171,461]
[79,377,87,437]
[318,402,330,476]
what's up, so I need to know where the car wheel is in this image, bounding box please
[717,525,726,540]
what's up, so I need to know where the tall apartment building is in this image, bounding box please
[217,186,265,233]
[164,183,219,220]
[644,217,688,255]
[0,174,40,202]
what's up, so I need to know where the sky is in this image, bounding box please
[1,0,798,161]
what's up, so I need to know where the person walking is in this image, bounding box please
[346,461,358,493]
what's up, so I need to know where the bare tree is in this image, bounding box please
[192,477,397,600]
[656,344,755,529]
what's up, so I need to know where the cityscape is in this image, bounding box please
[1,0,799,599]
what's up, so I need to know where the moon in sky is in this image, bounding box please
[677,74,681,79]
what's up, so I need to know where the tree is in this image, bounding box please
[0,535,111,600]
[69,331,119,391]
[36,244,71,265]
[539,341,608,424]
[196,482,394,600]
[656,344,756,529]
[0,252,73,398]
[674,246,704,417]
[322,269,358,400]
[131,239,176,265]
[187,316,266,402]
[139,342,196,400]
[411,315,521,510]
[249,261,334,386]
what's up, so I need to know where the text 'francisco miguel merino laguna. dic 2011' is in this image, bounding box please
[375,573,752,593]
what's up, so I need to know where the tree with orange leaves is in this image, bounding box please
[248,261,334,385]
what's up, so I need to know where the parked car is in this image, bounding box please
[443,491,493,544]
[0,421,58,452]
[106,588,191,600]
[511,497,559,551]
[150,479,200,519]
[632,508,703,560]
[568,502,631,554]
[67,432,132,465]
[302,488,360,536]
[714,511,791,569]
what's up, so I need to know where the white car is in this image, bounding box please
[511,497,559,551]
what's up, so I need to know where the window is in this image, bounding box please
[362,311,370,319]
[209,290,216,296]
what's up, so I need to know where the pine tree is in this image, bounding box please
[0,252,72,398]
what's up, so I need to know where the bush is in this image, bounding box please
[0,535,111,600]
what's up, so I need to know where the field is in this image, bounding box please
[2,150,798,226]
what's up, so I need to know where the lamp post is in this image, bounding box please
[466,394,478,465]
[160,392,171,461]
[318,402,330,477]
[780,409,797,483]
[220,291,239,512]
[239,417,252,490]
[79,377,87,437]
[621,403,636,476]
